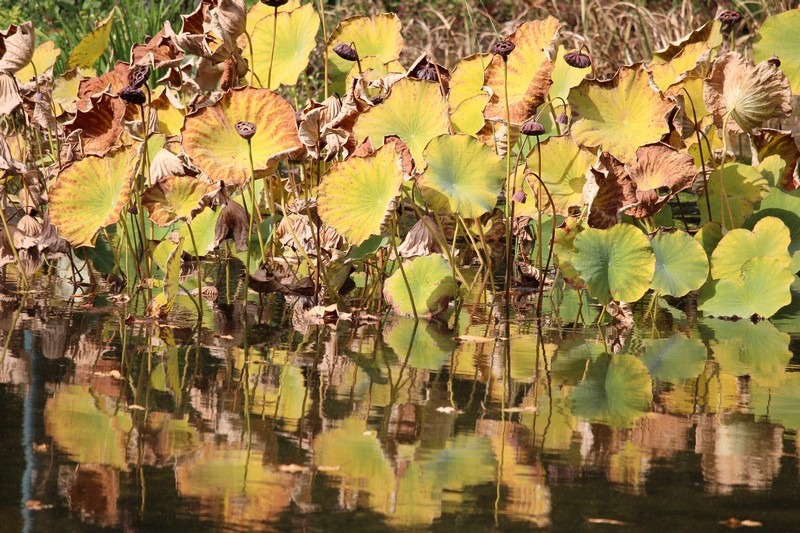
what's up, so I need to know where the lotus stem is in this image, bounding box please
[680,88,712,223]
[267,5,279,89]
[502,57,514,301]
[389,216,418,319]
[719,113,736,229]
[0,205,28,290]
[524,172,557,317]
[317,0,329,99]
[186,223,203,321]
[244,30,263,88]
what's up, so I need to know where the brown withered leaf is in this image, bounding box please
[406,53,450,93]
[17,214,42,238]
[704,52,792,134]
[753,129,799,190]
[175,0,243,62]
[0,73,22,115]
[77,61,130,112]
[587,153,637,228]
[0,134,26,176]
[37,213,71,256]
[0,22,35,74]
[131,21,184,69]
[149,146,188,184]
[65,92,126,156]
[396,216,443,258]
[626,143,698,217]
[213,200,249,252]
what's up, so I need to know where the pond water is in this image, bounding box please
[2,264,800,532]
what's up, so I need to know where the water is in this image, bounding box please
[2,270,800,532]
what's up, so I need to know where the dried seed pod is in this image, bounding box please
[260,0,288,6]
[489,40,515,59]
[768,55,781,68]
[512,190,527,204]
[563,50,591,69]
[556,112,569,125]
[127,204,138,215]
[118,85,146,105]
[718,10,743,24]
[413,63,439,82]
[520,120,546,136]
[333,43,358,62]
[128,64,150,89]
[235,121,257,140]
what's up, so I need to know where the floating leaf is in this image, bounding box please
[570,65,674,164]
[650,230,709,297]
[642,333,707,382]
[353,78,450,164]
[648,20,722,91]
[181,86,301,187]
[698,162,769,228]
[571,223,655,305]
[711,216,791,280]
[484,17,560,124]
[244,3,319,89]
[67,10,114,70]
[699,256,793,318]
[142,176,216,227]
[384,254,458,317]
[49,148,135,247]
[317,144,404,246]
[417,134,505,218]
[14,40,61,82]
[753,9,800,94]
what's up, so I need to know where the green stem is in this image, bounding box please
[267,6,278,89]
[389,216,418,320]
[186,222,203,321]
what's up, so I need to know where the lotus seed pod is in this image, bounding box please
[768,55,781,68]
[118,85,146,105]
[512,190,527,204]
[718,10,743,24]
[520,120,546,136]
[489,40,515,59]
[556,112,569,125]
[128,64,150,89]
[127,204,138,215]
[563,50,591,69]
[333,43,358,62]
[414,63,439,82]
[235,121,257,140]
[260,0,288,6]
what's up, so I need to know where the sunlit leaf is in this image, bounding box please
[67,10,114,70]
[147,237,183,319]
[143,176,216,227]
[650,230,709,297]
[711,216,792,280]
[181,86,301,187]
[0,22,35,74]
[753,9,800,94]
[698,162,769,228]
[14,40,61,82]
[384,254,458,317]
[648,20,722,91]
[550,45,591,103]
[448,53,489,135]
[745,188,800,272]
[641,333,707,382]
[180,206,221,257]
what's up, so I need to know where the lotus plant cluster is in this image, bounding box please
[0,1,799,324]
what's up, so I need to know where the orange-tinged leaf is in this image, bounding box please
[49,148,135,247]
[142,176,217,226]
[181,87,301,186]
[65,92,126,156]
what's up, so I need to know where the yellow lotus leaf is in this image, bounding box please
[570,65,674,164]
[49,147,135,247]
[753,9,800,94]
[67,10,114,70]
[484,17,560,124]
[549,45,590,103]
[14,40,61,83]
[699,162,769,228]
[667,76,710,136]
[519,135,596,217]
[181,86,301,186]
[353,78,449,164]
[711,216,792,281]
[704,52,792,134]
[327,14,404,95]
[243,2,319,89]
[317,144,404,246]
[344,56,405,100]
[53,69,86,115]
[447,54,490,135]
[648,20,722,91]
[418,134,505,218]
[143,176,216,226]
[0,22,35,74]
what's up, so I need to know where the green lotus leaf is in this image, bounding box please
[483,17,560,124]
[650,230,709,297]
[641,333,707,382]
[417,134,505,218]
[317,144,404,246]
[648,20,722,91]
[142,176,216,227]
[44,385,133,470]
[570,65,674,164]
[751,373,800,430]
[179,205,222,257]
[181,86,301,187]
[353,78,450,164]
[572,224,655,305]
[384,254,458,317]
[147,237,183,319]
[694,221,723,258]
[711,216,791,281]
[571,353,652,428]
[326,14,404,95]
[705,319,792,387]
[745,187,800,272]
[383,317,455,370]
[753,9,800,94]
[698,162,769,228]
[519,135,595,217]
[244,2,319,89]
[423,435,496,491]
[699,256,794,318]
[49,147,135,247]
[67,10,113,70]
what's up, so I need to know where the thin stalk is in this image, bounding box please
[267,6,279,89]
[317,0,329,99]
[0,206,28,290]
[502,57,513,301]
[186,223,203,321]
[389,216,418,319]
[244,31,264,88]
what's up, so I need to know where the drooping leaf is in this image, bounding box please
[699,256,793,318]
[0,22,35,74]
[698,162,769,228]
[641,333,707,382]
[753,130,800,190]
[317,144,404,246]
[417,134,505,218]
[181,86,301,187]
[650,230,709,297]
[143,176,216,226]
[67,10,114,70]
[571,222,655,305]
[353,78,450,164]
[624,143,698,218]
[14,40,61,82]
[753,9,800,94]
[65,92,126,156]
[383,254,458,317]
[711,216,792,280]
[648,20,722,91]
[569,65,674,164]
[49,148,135,247]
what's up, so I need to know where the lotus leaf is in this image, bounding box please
[244,2,319,89]
[754,130,800,189]
[626,143,697,217]
[181,86,300,186]
[571,353,652,428]
[753,9,800,94]
[0,22,35,74]
[49,148,135,247]
[570,65,674,164]
[650,230,709,297]
[66,92,126,156]
[641,333,707,382]
[14,40,61,82]
[317,144,404,246]
[383,254,458,317]
[698,162,769,228]
[417,134,505,218]
[450,93,489,136]
[571,222,655,305]
[143,176,216,227]
[711,216,792,280]
[67,10,114,70]
[148,236,183,319]
[745,187,800,272]
[699,256,793,318]
[326,14,404,94]
[552,216,585,288]
[353,78,450,164]
[449,54,489,135]
[704,52,792,134]
[549,45,591,103]
[483,17,560,124]
[648,20,722,91]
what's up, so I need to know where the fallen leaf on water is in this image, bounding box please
[720,518,763,528]
[587,518,629,526]
[25,500,54,510]
[278,464,308,473]
[456,335,495,343]
[317,465,341,472]
[32,442,48,454]
[502,406,537,413]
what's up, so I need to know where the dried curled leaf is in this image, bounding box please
[0,22,35,74]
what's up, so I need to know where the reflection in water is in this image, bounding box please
[0,285,798,531]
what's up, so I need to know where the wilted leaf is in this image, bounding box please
[0,22,35,74]
[648,20,722,91]
[143,176,216,226]
[65,92,126,156]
